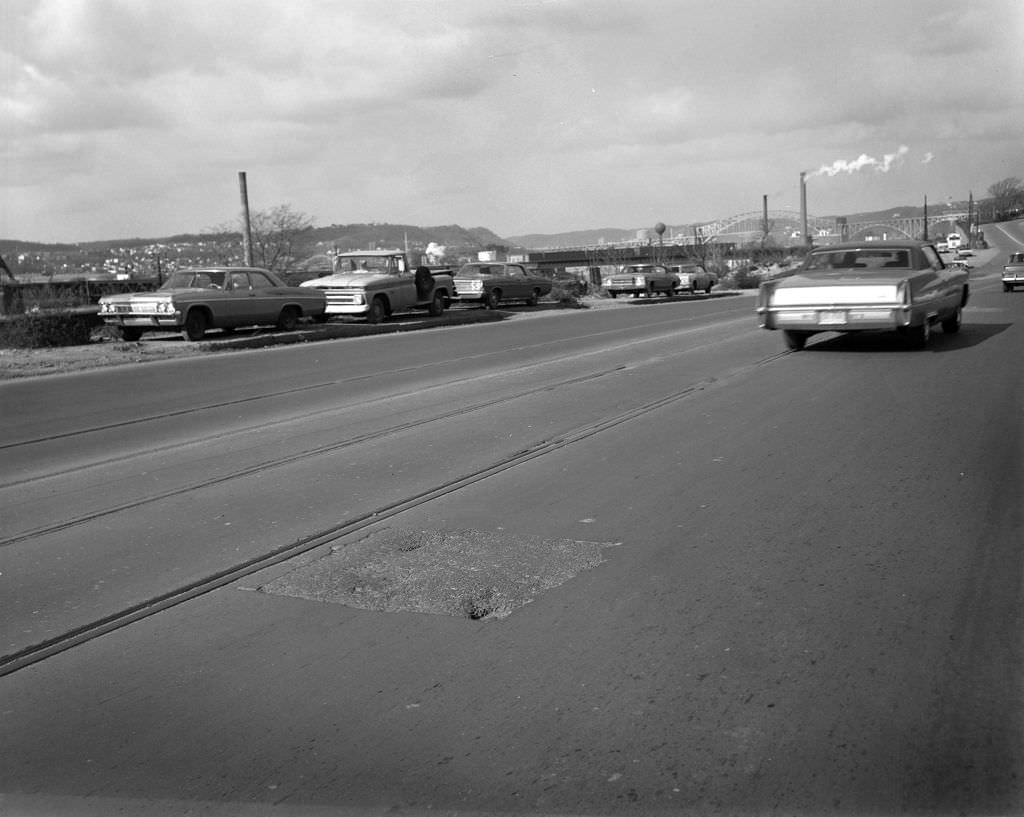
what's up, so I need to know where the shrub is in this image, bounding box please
[0,311,100,348]
[550,283,588,308]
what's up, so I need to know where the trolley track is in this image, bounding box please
[0,348,787,678]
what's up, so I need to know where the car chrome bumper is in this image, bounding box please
[758,306,908,331]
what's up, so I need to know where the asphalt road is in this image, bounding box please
[2,229,1024,816]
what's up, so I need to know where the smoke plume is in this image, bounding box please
[809,144,910,178]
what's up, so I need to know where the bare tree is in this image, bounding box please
[987,177,1024,220]
[249,205,315,271]
[213,204,315,272]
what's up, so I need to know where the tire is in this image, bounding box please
[525,288,540,307]
[609,291,618,299]
[705,284,714,294]
[366,296,387,324]
[783,330,808,351]
[484,289,502,309]
[183,309,209,341]
[941,307,962,334]
[1005,284,1013,292]
[120,327,143,342]
[428,289,445,317]
[905,321,931,349]
[276,305,299,332]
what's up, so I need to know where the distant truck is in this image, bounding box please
[300,250,454,323]
[945,232,963,251]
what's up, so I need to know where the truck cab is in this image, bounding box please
[300,250,454,323]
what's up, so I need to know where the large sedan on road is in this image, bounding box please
[451,262,553,308]
[98,267,327,341]
[756,240,969,350]
[1003,252,1024,292]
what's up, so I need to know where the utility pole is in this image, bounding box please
[922,195,928,241]
[238,171,254,266]
[800,172,810,249]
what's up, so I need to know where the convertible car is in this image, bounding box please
[756,240,969,350]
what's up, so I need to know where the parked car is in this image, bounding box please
[671,263,716,294]
[1003,252,1024,292]
[98,267,327,341]
[756,240,970,350]
[604,264,676,298]
[451,262,553,308]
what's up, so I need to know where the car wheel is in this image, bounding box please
[1004,284,1013,292]
[941,307,962,334]
[120,327,143,342]
[525,288,540,306]
[609,291,617,299]
[783,330,808,351]
[183,309,209,341]
[705,284,714,294]
[428,290,445,317]
[905,321,931,349]
[276,305,299,332]
[484,289,502,309]
[366,296,387,324]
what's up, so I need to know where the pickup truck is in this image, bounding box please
[300,250,454,323]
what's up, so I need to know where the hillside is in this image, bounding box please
[0,201,980,261]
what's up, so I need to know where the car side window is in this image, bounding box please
[228,272,251,290]
[248,272,275,289]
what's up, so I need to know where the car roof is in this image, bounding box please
[178,266,276,274]
[336,250,402,257]
[810,240,929,251]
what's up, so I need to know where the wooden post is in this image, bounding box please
[238,172,254,266]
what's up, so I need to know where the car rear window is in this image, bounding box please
[805,250,910,270]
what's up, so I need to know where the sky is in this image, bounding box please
[2,0,1022,244]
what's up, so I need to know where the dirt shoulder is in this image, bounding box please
[0,298,614,380]
[0,291,752,381]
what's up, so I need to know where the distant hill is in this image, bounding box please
[0,202,979,259]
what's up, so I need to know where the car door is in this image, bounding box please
[502,264,528,299]
[246,270,284,323]
[220,271,258,327]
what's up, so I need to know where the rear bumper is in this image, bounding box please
[757,305,911,332]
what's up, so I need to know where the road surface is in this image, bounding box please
[2,231,1023,815]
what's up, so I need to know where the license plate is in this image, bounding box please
[819,310,846,325]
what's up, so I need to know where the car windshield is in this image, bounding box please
[804,249,911,271]
[336,256,393,274]
[160,271,226,289]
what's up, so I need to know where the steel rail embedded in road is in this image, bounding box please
[0,348,787,678]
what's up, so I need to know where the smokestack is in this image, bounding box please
[800,172,810,249]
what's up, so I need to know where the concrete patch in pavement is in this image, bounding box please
[257,526,620,620]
